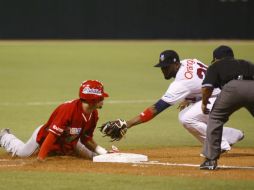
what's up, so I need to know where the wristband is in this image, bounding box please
[139,108,154,123]
[95,145,108,155]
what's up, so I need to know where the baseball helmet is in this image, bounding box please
[79,80,109,104]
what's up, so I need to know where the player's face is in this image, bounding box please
[95,99,104,109]
[85,97,104,110]
[160,64,177,80]
[93,97,105,109]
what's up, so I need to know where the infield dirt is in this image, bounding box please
[1,147,254,180]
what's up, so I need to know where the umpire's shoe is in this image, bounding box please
[200,158,217,170]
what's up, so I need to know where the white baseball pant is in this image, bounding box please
[178,97,244,151]
[0,126,96,159]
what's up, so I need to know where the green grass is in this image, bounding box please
[0,40,254,189]
[0,171,254,190]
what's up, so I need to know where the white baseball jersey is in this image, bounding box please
[161,59,220,105]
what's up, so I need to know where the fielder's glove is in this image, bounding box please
[100,119,128,141]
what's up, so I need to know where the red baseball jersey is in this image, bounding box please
[36,99,98,155]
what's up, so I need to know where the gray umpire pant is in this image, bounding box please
[203,80,254,160]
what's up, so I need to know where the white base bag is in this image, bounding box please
[93,153,148,163]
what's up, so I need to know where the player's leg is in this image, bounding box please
[203,81,244,159]
[204,96,244,148]
[178,100,210,143]
[222,127,244,146]
[0,126,40,157]
[245,82,254,117]
[75,139,97,159]
[245,104,254,117]
[178,98,231,151]
[208,80,253,150]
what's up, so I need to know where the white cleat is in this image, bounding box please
[239,131,245,142]
[0,128,11,147]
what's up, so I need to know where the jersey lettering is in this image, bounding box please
[52,124,64,133]
[184,60,208,80]
[184,59,195,79]
[196,62,208,79]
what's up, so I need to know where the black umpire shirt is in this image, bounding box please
[202,57,254,89]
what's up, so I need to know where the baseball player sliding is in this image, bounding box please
[101,50,244,154]
[0,80,112,161]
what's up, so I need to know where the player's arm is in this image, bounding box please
[201,86,214,114]
[127,99,170,129]
[37,132,57,161]
[82,121,108,155]
[84,138,108,155]
[201,64,218,114]
[37,105,70,161]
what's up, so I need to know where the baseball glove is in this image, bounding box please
[100,119,128,141]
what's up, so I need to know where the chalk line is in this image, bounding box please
[0,159,26,167]
[0,99,155,106]
[1,158,254,170]
[132,161,254,170]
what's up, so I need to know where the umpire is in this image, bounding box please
[200,45,254,170]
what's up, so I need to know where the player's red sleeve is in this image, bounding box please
[46,102,73,136]
[37,133,57,160]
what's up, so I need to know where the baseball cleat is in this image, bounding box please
[239,131,245,142]
[0,128,11,147]
[229,131,244,146]
[200,158,217,170]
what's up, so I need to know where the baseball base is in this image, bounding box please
[93,153,148,163]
